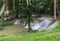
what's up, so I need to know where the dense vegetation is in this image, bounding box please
[14,0,60,16]
[14,0,54,16]
[0,0,60,41]
[0,0,3,9]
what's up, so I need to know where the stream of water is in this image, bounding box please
[25,17,58,31]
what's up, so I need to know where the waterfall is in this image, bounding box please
[14,19,21,25]
[25,17,58,31]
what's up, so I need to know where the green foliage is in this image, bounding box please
[0,21,12,30]
[0,21,13,30]
[14,0,54,31]
[14,0,54,15]
[57,0,60,15]
[0,21,13,26]
[0,0,3,9]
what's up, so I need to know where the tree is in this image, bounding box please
[54,0,56,20]
[14,0,58,31]
[14,0,32,32]
[7,0,14,18]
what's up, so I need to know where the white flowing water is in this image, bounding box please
[13,17,58,31]
[14,19,21,25]
[25,17,58,31]
[45,21,58,30]
[13,19,26,25]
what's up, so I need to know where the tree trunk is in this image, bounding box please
[27,8,32,32]
[28,17,31,32]
[14,0,19,18]
[54,0,56,20]
[7,0,14,18]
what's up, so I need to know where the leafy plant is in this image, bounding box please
[0,21,13,26]
[0,21,13,30]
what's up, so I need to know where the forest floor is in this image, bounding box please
[0,21,60,41]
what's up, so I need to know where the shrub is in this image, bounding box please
[0,21,13,30]
[0,21,13,26]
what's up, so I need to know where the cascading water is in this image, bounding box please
[14,19,21,25]
[25,17,58,31]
